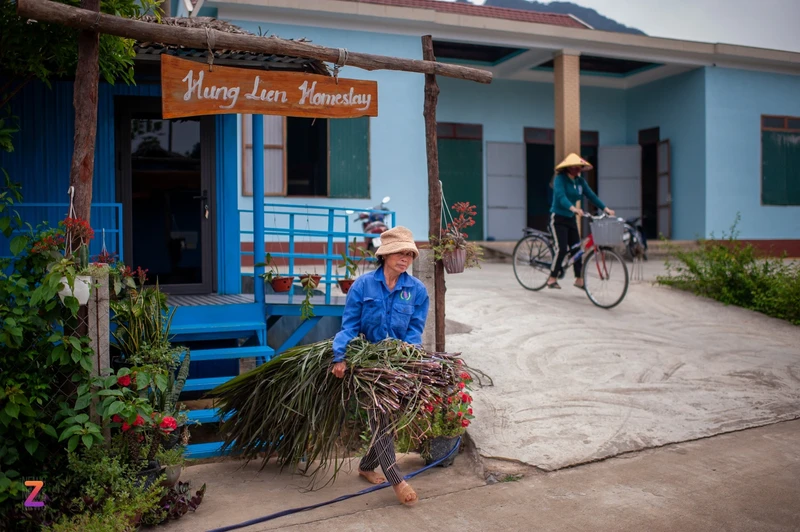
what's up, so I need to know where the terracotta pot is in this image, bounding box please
[300,274,322,288]
[442,249,466,274]
[338,279,355,293]
[270,276,293,293]
[58,275,92,305]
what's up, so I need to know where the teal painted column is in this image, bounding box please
[252,115,265,303]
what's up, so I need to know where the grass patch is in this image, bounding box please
[657,215,800,325]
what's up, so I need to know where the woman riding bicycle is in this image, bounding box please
[547,153,615,290]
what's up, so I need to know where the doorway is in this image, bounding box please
[116,96,216,295]
[523,128,600,233]
[437,123,484,241]
[639,127,659,240]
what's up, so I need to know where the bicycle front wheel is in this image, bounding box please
[513,235,553,291]
[583,248,629,309]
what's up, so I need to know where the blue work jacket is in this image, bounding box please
[332,267,430,362]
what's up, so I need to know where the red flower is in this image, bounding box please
[461,419,470,428]
[456,359,463,366]
[468,407,473,415]
[458,382,465,390]
[425,404,434,413]
[122,422,131,432]
[447,396,454,404]
[159,416,178,433]
[117,375,131,387]
[133,414,145,427]
[112,414,122,423]
[457,411,463,418]
[460,393,470,403]
[460,372,470,381]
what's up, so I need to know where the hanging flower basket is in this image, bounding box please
[58,275,92,305]
[442,248,466,274]
[300,274,321,288]
[337,279,355,294]
[270,276,294,293]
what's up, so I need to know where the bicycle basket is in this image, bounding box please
[590,218,624,246]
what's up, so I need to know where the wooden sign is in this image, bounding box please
[160,55,378,119]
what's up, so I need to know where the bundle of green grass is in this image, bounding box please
[210,338,479,482]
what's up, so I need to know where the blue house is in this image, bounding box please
[173,0,800,255]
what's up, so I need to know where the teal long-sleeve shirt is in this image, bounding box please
[550,172,606,218]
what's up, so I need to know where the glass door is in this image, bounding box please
[116,97,214,294]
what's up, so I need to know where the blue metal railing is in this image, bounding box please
[240,203,396,305]
[0,203,124,261]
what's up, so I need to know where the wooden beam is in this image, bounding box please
[422,35,446,353]
[16,0,493,84]
[68,0,100,227]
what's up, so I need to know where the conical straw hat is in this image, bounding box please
[555,153,593,171]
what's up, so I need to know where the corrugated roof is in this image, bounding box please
[339,0,590,29]
[134,16,332,75]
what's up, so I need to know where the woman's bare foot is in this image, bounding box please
[393,481,418,506]
[358,469,386,484]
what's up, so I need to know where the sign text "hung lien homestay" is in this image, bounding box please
[160,55,378,119]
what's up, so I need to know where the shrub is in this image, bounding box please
[658,215,800,325]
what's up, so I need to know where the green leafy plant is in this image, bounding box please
[255,252,291,284]
[658,214,800,325]
[0,179,97,527]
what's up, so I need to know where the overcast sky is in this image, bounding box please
[448,0,800,53]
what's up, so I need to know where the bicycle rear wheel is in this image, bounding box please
[583,248,629,309]
[513,235,553,291]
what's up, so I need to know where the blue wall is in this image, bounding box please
[626,69,707,240]
[227,21,429,241]
[436,77,627,145]
[704,67,800,239]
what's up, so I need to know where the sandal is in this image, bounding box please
[547,282,561,289]
[574,281,585,290]
[395,482,418,506]
[358,470,386,485]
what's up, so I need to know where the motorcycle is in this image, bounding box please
[621,215,648,261]
[349,196,391,252]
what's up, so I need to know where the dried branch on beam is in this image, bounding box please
[16,0,493,84]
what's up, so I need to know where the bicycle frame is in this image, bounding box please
[533,226,610,281]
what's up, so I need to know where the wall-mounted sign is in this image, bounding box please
[160,55,378,119]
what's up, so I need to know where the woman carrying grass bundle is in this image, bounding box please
[331,226,429,506]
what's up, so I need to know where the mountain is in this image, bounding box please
[454,0,647,35]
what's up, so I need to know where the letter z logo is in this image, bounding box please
[24,481,44,508]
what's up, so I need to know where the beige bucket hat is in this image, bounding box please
[555,153,593,172]
[375,226,419,259]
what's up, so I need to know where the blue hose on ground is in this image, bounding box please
[205,436,462,532]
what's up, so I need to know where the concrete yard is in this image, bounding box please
[445,262,800,471]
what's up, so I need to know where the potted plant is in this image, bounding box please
[420,370,475,467]
[155,446,185,488]
[256,253,293,293]
[429,202,484,274]
[336,249,359,294]
[299,272,322,288]
[54,215,96,304]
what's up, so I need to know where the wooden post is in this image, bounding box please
[68,0,100,225]
[422,35,445,353]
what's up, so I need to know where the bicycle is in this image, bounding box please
[512,213,629,309]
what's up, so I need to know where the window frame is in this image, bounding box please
[241,114,288,198]
[760,114,800,207]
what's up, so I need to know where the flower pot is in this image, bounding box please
[161,464,182,488]
[270,276,293,293]
[134,460,164,489]
[58,275,92,305]
[337,279,355,294]
[300,274,321,288]
[422,435,461,468]
[442,249,466,274]
[162,425,187,450]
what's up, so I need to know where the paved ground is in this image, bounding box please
[163,419,800,532]
[445,262,800,471]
